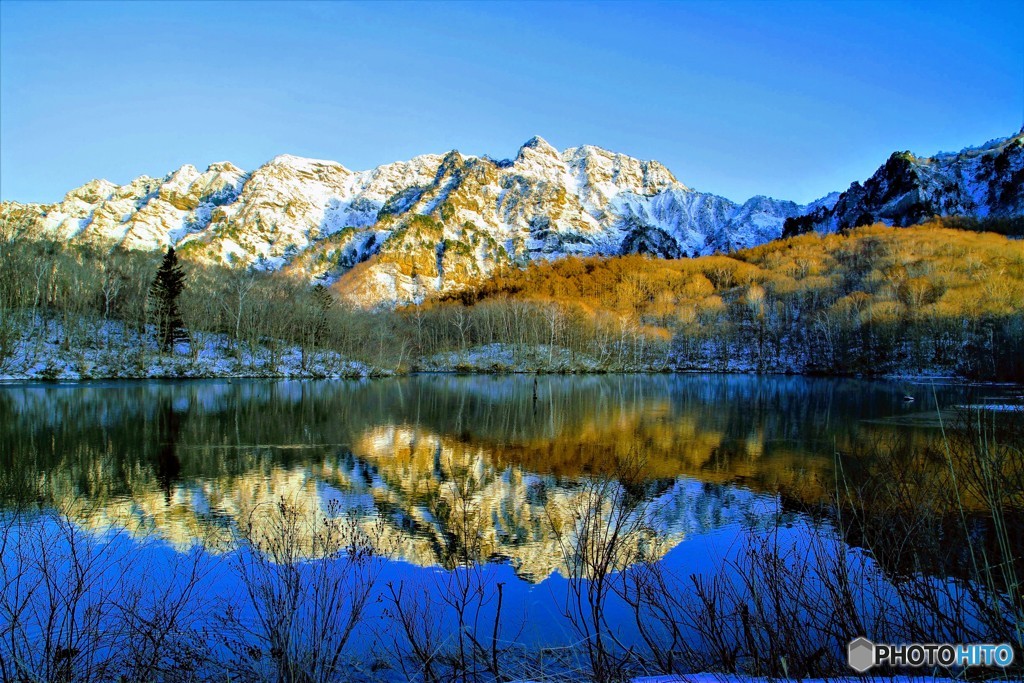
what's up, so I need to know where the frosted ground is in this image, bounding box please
[0,319,378,381]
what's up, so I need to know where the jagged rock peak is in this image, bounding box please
[64,178,118,204]
[517,135,560,160]
[783,129,1024,237]
[266,154,349,173]
[435,150,465,176]
[563,144,683,195]
[207,161,245,174]
[163,164,201,186]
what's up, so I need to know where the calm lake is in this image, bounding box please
[0,374,1019,679]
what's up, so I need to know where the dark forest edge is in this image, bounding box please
[1,217,1022,382]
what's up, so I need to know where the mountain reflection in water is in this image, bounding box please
[0,374,986,581]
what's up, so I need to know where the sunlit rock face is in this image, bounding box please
[785,131,1024,236]
[3,137,830,307]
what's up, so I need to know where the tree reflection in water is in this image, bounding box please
[0,376,1019,680]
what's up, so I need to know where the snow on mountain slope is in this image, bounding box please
[4,132,1019,308]
[332,137,834,306]
[785,130,1024,236]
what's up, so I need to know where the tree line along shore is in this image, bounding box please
[1,219,1022,382]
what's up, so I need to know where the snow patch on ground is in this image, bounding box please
[956,403,1024,412]
[0,319,382,381]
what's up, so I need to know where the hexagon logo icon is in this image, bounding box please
[848,637,876,672]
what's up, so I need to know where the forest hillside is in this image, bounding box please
[1,218,1021,380]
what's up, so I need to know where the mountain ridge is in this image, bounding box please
[3,132,1021,308]
[783,130,1024,237]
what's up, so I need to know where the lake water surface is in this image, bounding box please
[0,374,1017,678]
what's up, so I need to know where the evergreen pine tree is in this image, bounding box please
[150,247,187,351]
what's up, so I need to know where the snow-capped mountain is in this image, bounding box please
[784,130,1024,237]
[4,132,1020,307]
[0,138,820,307]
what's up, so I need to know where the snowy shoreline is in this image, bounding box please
[2,324,1020,387]
[2,364,1019,389]
[0,321,383,382]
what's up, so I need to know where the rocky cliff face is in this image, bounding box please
[5,132,1021,307]
[784,131,1024,237]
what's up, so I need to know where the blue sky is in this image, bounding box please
[2,0,1022,204]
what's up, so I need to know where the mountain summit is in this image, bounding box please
[784,131,1024,237]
